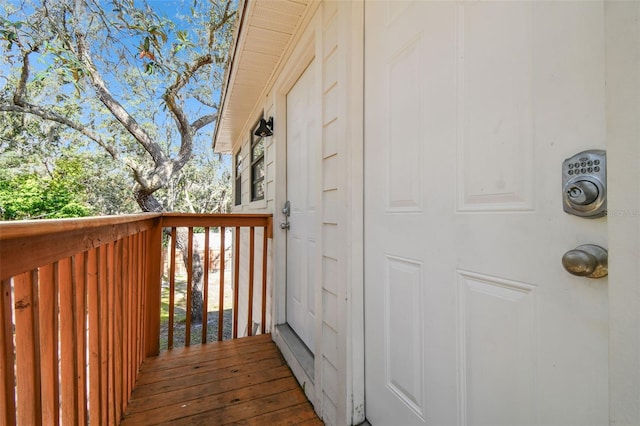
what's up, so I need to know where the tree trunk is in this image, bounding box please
[137,188,204,324]
[174,228,204,324]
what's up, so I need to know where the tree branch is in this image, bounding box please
[163,54,215,168]
[167,54,214,95]
[14,51,32,104]
[209,5,236,49]
[192,92,218,109]
[75,32,168,165]
[0,103,142,176]
[191,113,217,131]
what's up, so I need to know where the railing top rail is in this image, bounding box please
[0,213,273,281]
[0,213,162,241]
[161,213,272,219]
[160,213,273,231]
[0,214,162,281]
[0,213,274,241]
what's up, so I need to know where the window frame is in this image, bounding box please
[234,151,243,206]
[250,118,266,201]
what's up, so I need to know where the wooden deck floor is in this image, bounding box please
[121,334,322,425]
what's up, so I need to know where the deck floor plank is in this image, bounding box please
[134,347,282,386]
[122,334,322,425]
[225,402,324,425]
[159,388,312,426]
[132,356,285,399]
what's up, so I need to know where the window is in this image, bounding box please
[234,152,242,206]
[251,119,265,201]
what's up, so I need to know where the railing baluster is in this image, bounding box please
[138,232,145,366]
[185,227,194,346]
[98,246,108,426]
[248,227,255,337]
[59,257,78,425]
[106,242,116,426]
[13,271,41,426]
[133,233,139,389]
[114,241,123,422]
[121,238,128,407]
[126,236,133,401]
[202,227,210,343]
[0,278,16,426]
[87,249,100,426]
[38,264,58,426]
[233,227,240,339]
[218,228,226,341]
[74,253,88,425]
[168,227,177,349]
[135,234,141,378]
[262,226,268,334]
[144,219,163,358]
[128,236,135,397]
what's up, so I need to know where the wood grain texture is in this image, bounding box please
[122,335,321,426]
[0,279,16,426]
[13,271,41,426]
[0,213,273,424]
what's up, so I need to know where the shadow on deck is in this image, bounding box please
[122,334,322,425]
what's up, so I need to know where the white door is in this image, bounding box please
[286,60,320,353]
[365,2,610,425]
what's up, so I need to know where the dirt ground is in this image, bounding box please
[159,271,234,350]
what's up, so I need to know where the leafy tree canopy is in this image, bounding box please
[0,0,235,215]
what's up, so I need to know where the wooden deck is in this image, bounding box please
[121,334,322,425]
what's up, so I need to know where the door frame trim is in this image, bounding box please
[273,19,317,328]
[272,11,323,412]
[605,2,640,423]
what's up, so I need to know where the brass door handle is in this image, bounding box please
[562,244,608,278]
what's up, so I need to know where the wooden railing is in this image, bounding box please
[160,213,273,348]
[0,213,272,426]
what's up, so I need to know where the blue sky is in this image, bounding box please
[1,0,233,173]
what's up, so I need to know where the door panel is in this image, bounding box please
[286,60,319,353]
[364,2,608,425]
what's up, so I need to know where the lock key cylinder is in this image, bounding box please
[566,181,599,206]
[562,150,606,218]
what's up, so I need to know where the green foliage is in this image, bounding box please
[0,161,92,220]
[0,104,139,218]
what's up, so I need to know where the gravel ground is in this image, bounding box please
[159,271,234,350]
[159,309,233,350]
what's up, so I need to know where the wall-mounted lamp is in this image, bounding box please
[254,117,274,137]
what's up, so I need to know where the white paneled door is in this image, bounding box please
[365,2,611,425]
[286,60,320,353]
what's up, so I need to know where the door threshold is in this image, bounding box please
[274,324,315,404]
[275,324,314,381]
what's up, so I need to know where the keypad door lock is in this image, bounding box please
[562,150,606,218]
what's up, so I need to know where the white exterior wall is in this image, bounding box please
[229,2,364,424]
[233,226,270,337]
[232,111,276,337]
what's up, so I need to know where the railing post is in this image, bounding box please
[145,218,163,357]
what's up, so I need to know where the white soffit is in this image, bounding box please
[213,0,312,153]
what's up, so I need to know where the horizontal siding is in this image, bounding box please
[322,324,339,367]
[323,118,338,159]
[322,224,338,260]
[322,256,338,295]
[322,289,338,332]
[322,393,338,426]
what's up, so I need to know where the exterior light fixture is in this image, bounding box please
[253,117,274,137]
